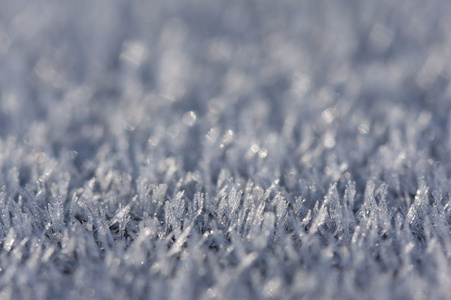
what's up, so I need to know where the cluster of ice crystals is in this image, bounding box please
[0,0,451,299]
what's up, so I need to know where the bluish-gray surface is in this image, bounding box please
[0,1,450,299]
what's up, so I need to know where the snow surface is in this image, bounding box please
[0,0,451,299]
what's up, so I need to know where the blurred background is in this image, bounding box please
[1,0,451,195]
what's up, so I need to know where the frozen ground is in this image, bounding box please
[0,0,450,299]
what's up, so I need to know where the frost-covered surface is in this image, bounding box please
[0,0,451,299]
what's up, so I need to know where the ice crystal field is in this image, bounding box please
[0,0,450,299]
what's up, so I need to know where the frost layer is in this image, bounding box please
[0,0,450,299]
